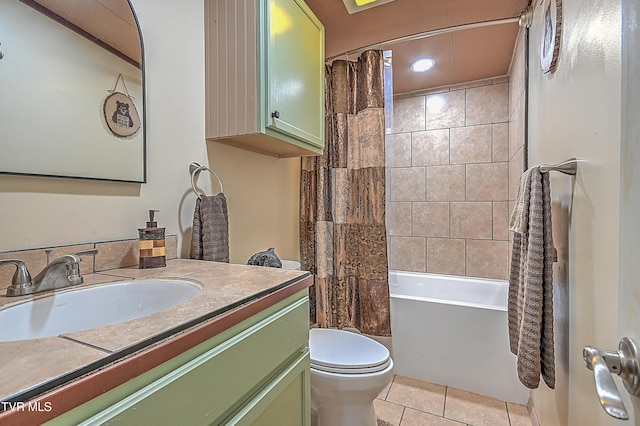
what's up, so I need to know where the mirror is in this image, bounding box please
[0,0,145,183]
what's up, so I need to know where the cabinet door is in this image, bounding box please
[265,0,324,151]
[225,350,311,426]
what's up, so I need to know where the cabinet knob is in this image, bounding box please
[271,110,280,119]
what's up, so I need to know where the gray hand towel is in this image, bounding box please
[508,167,555,389]
[190,193,229,263]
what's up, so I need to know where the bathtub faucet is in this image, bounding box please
[0,249,98,297]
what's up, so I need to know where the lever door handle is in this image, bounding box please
[583,337,640,420]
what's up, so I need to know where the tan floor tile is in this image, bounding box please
[444,388,510,426]
[378,376,394,400]
[507,402,533,426]
[375,399,404,426]
[386,375,446,416]
[400,408,466,425]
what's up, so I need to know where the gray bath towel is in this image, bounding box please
[508,167,555,389]
[190,193,229,263]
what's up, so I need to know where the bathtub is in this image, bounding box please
[389,270,529,404]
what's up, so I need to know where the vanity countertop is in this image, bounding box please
[0,259,310,423]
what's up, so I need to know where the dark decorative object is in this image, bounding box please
[247,248,282,268]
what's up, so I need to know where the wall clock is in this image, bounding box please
[540,0,562,73]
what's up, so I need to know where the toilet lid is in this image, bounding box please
[309,328,391,374]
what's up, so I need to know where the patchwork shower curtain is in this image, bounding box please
[300,49,391,337]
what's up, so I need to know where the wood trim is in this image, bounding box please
[0,275,312,425]
[19,0,141,69]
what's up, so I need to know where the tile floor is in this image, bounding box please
[375,375,532,426]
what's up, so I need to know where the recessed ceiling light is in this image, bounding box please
[342,0,395,14]
[411,58,436,72]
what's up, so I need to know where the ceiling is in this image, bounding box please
[305,0,530,94]
[26,0,529,95]
[28,0,141,66]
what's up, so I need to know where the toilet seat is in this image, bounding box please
[309,328,391,374]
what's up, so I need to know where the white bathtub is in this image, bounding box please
[389,270,529,404]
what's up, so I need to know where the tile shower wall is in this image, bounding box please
[387,78,510,280]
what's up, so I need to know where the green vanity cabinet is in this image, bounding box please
[205,0,324,158]
[46,291,311,426]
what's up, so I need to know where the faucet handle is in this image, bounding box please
[0,259,33,286]
[67,249,98,285]
[0,259,34,296]
[72,248,98,260]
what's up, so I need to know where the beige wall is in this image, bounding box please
[527,0,622,424]
[205,143,300,264]
[387,78,511,279]
[0,0,300,266]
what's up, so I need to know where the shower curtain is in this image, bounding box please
[300,49,391,337]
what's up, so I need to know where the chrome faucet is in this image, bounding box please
[0,249,98,297]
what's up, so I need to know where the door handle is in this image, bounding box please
[583,337,640,420]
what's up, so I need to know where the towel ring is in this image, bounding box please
[189,162,223,199]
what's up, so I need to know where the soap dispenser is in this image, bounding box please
[138,209,166,269]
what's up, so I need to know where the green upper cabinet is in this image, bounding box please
[206,0,324,158]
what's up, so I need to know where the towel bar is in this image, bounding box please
[539,158,578,175]
[189,162,223,199]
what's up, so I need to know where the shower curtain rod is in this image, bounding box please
[326,16,521,63]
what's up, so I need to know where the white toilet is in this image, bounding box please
[309,328,394,426]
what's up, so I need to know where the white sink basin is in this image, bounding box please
[0,279,202,342]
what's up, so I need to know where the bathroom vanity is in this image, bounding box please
[0,260,312,425]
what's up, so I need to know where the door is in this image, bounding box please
[619,0,640,421]
[266,0,324,149]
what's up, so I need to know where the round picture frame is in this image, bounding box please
[103,92,141,138]
[540,0,562,73]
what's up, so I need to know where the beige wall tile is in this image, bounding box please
[493,202,509,240]
[386,133,412,168]
[450,202,493,239]
[166,235,178,260]
[467,239,509,280]
[49,244,96,275]
[388,236,426,272]
[389,168,426,202]
[493,76,510,85]
[509,94,526,160]
[412,129,450,166]
[509,147,526,201]
[466,83,509,126]
[509,29,526,119]
[450,125,492,164]
[387,202,412,236]
[95,240,139,271]
[412,202,449,238]
[426,90,465,130]
[0,249,47,291]
[426,238,465,275]
[393,96,425,133]
[427,165,465,201]
[492,123,510,162]
[466,162,509,201]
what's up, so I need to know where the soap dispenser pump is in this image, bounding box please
[138,209,166,269]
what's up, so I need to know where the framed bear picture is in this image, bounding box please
[103,91,141,138]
